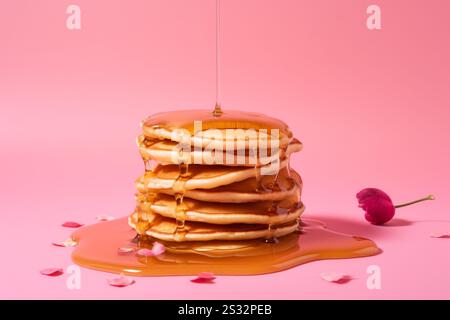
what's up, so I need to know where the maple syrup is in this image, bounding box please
[71,217,380,276]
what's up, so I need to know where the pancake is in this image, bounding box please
[136,193,304,225]
[141,109,293,149]
[136,158,290,192]
[137,168,302,203]
[137,135,302,166]
[129,109,304,242]
[129,211,299,242]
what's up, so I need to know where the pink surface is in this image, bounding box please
[1,0,449,299]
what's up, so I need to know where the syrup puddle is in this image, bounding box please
[71,217,380,276]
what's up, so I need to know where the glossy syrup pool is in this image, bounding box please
[71,217,380,276]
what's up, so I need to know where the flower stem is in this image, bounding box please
[394,194,435,208]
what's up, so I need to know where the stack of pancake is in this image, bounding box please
[129,110,304,243]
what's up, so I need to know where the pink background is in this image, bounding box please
[1,0,449,299]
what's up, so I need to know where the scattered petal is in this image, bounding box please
[151,242,166,256]
[136,248,153,257]
[118,247,136,255]
[40,268,64,277]
[52,239,78,247]
[107,274,135,287]
[320,272,352,284]
[136,242,166,257]
[429,231,450,239]
[51,242,65,247]
[96,215,115,222]
[191,272,216,284]
[62,221,83,228]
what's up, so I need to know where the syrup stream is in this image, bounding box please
[213,0,223,117]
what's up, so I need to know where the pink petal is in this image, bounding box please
[118,247,136,255]
[52,242,65,247]
[40,268,64,277]
[320,272,351,284]
[96,215,115,221]
[429,231,450,238]
[107,275,135,287]
[191,272,216,284]
[52,239,78,247]
[151,242,166,256]
[62,221,83,228]
[136,248,153,257]
[135,243,166,257]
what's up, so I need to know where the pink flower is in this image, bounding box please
[357,188,395,225]
[357,188,435,225]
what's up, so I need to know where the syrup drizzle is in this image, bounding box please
[173,162,190,241]
[136,109,298,243]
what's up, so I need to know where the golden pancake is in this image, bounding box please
[141,109,293,148]
[137,168,302,203]
[137,136,302,166]
[136,193,304,225]
[128,211,299,242]
[135,158,290,192]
